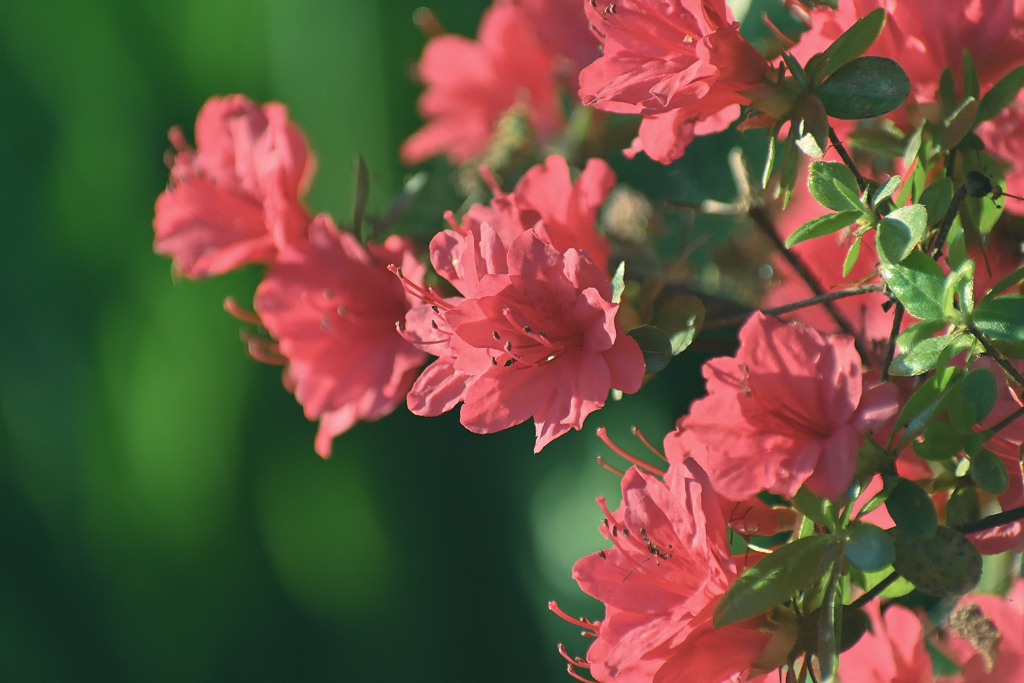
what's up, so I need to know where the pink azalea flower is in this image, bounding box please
[400,229,644,452]
[945,579,1024,682]
[401,4,563,165]
[977,99,1024,215]
[677,312,900,501]
[466,155,616,271]
[578,0,768,163]
[501,0,601,85]
[154,95,315,278]
[569,460,777,682]
[836,602,937,683]
[253,214,426,457]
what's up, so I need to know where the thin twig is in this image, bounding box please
[850,571,900,609]
[749,206,870,362]
[954,505,1024,534]
[985,404,1024,436]
[880,305,905,381]
[828,128,867,193]
[704,284,887,329]
[966,322,1024,387]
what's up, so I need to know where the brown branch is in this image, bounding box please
[954,505,1024,534]
[704,284,886,329]
[966,322,1024,387]
[828,128,867,193]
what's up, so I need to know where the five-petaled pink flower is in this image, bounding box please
[254,214,426,457]
[401,4,563,165]
[676,312,900,501]
[570,460,777,682]
[400,228,644,452]
[154,95,315,278]
[578,0,768,164]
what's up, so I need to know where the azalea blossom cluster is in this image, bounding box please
[153,0,1024,681]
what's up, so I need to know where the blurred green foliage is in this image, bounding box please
[0,1,739,680]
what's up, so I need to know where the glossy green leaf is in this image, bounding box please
[912,420,964,461]
[794,94,830,157]
[854,568,916,598]
[920,177,954,226]
[848,127,907,157]
[627,325,673,374]
[941,97,979,150]
[793,486,836,530]
[779,126,800,208]
[977,65,1024,123]
[817,56,911,120]
[798,605,868,656]
[783,52,809,89]
[889,334,954,376]
[963,50,980,100]
[897,319,947,349]
[610,261,626,304]
[652,295,705,356]
[880,251,946,320]
[713,535,838,628]
[903,123,923,169]
[843,235,863,276]
[962,368,997,422]
[971,448,1009,494]
[940,67,956,115]
[762,138,776,190]
[889,526,982,597]
[808,161,861,211]
[973,295,1024,341]
[877,204,928,264]
[785,210,862,247]
[845,522,895,572]
[813,8,886,83]
[981,266,1024,302]
[885,477,938,538]
[871,175,901,208]
[893,365,960,447]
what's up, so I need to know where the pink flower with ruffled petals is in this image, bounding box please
[502,0,601,85]
[836,602,936,683]
[678,312,900,501]
[464,155,616,271]
[154,95,314,278]
[401,4,562,165]
[570,460,776,682]
[579,0,768,163]
[400,228,644,452]
[254,214,426,457]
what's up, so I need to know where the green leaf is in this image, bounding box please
[903,123,923,169]
[785,210,862,247]
[791,95,830,160]
[940,67,956,115]
[798,605,869,657]
[808,161,861,211]
[845,522,896,572]
[652,295,705,356]
[848,127,907,157]
[813,7,886,83]
[817,56,911,120]
[843,235,863,276]
[941,97,979,150]
[877,204,928,264]
[981,265,1024,302]
[762,138,776,190]
[855,568,915,598]
[971,448,1009,494]
[610,261,626,304]
[977,65,1024,123]
[973,295,1024,341]
[897,319,948,349]
[962,368,997,422]
[880,251,946,319]
[948,230,970,270]
[885,477,938,538]
[713,535,839,628]
[889,526,982,597]
[783,52,810,90]
[872,176,901,208]
[892,365,960,447]
[627,325,673,374]
[942,260,975,319]
[889,334,954,376]
[963,50,980,100]
[945,486,981,530]
[779,127,800,209]
[920,177,955,226]
[793,486,836,530]
[912,420,964,461]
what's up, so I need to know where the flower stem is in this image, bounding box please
[828,128,867,194]
[850,571,899,609]
[966,322,1024,387]
[954,505,1024,534]
[880,304,905,381]
[703,284,886,329]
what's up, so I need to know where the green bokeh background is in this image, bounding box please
[0,2,742,680]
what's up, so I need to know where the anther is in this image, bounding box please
[523,325,532,334]
[492,331,500,340]
[504,341,512,352]
[491,357,498,365]
[431,320,439,329]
